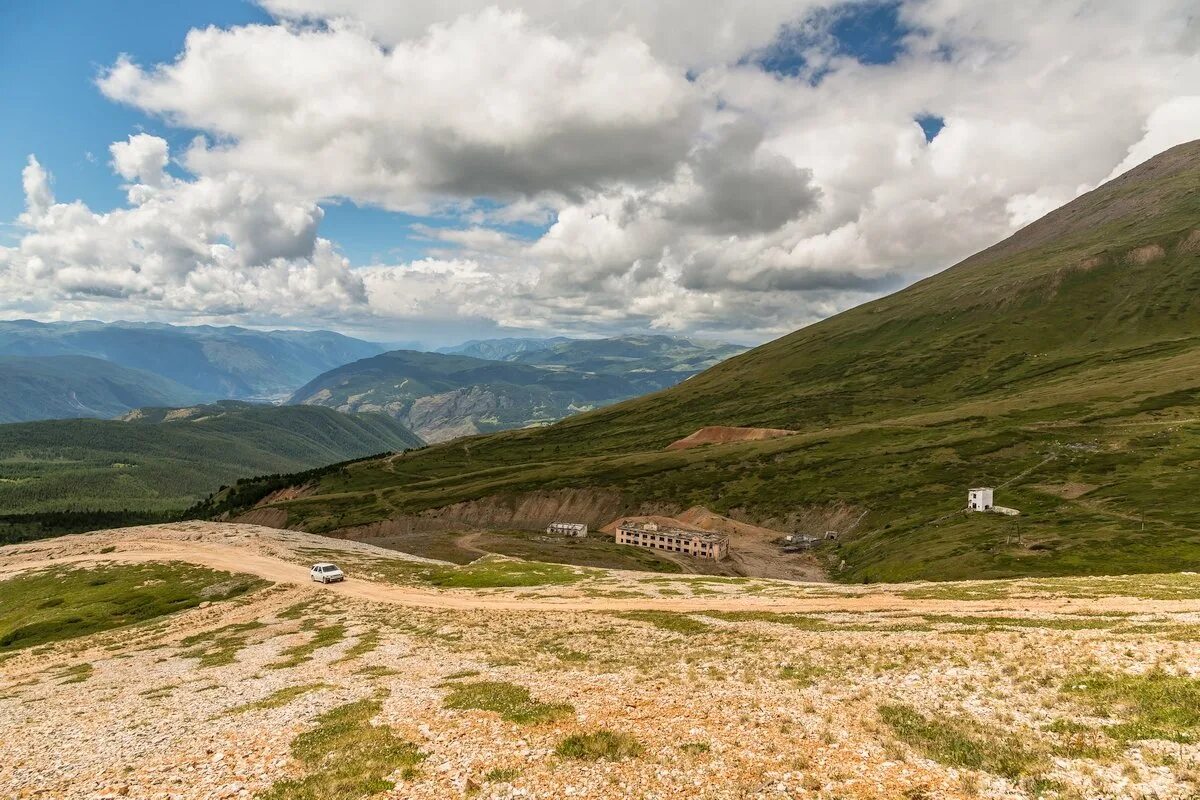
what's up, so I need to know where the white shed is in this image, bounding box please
[968,488,994,512]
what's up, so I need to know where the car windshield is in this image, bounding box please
[323,566,339,572]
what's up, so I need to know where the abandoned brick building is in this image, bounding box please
[615,520,728,560]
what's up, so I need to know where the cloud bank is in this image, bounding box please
[2,1,1199,343]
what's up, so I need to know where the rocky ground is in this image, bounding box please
[2,522,1199,799]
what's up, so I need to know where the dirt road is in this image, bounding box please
[4,523,1200,616]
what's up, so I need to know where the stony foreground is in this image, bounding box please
[1,523,1199,799]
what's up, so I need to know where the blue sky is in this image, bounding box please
[0,1,912,259]
[0,2,270,226]
[0,0,505,264]
[1,2,1194,345]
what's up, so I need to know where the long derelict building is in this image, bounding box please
[615,520,728,560]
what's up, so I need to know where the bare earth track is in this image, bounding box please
[3,522,1200,799]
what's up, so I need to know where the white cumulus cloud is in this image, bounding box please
[2,1,1199,344]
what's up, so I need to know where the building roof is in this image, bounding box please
[616,520,727,544]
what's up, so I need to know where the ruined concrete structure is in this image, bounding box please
[615,520,728,560]
[546,521,588,537]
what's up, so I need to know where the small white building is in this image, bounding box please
[968,488,994,512]
[546,521,588,537]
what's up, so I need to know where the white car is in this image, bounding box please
[309,562,345,584]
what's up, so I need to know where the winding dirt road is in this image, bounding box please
[4,523,1200,616]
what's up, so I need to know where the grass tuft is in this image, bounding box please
[618,611,710,635]
[258,696,424,800]
[269,624,348,670]
[556,730,643,761]
[443,680,573,725]
[1063,669,1200,743]
[228,683,331,714]
[879,704,1043,780]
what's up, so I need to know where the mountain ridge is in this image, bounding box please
[0,355,203,423]
[287,336,746,442]
[0,320,384,401]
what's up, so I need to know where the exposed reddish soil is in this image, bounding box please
[665,425,798,451]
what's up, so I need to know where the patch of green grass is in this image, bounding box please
[443,681,573,725]
[1042,719,1113,759]
[1063,669,1200,743]
[441,669,481,681]
[924,613,1119,631]
[556,730,643,761]
[0,563,267,653]
[333,629,380,665]
[542,642,589,663]
[355,665,400,678]
[779,662,827,687]
[259,696,425,800]
[879,704,1044,780]
[900,582,1015,601]
[278,600,319,620]
[178,621,265,667]
[269,624,348,670]
[229,683,331,714]
[484,768,520,783]
[678,741,710,755]
[427,557,584,589]
[56,663,93,684]
[618,611,710,635]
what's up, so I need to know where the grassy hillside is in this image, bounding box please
[201,141,1200,582]
[0,402,422,516]
[0,320,383,399]
[0,355,202,423]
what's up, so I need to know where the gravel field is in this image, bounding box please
[2,523,1198,799]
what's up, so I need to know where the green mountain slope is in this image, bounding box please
[0,320,383,399]
[0,402,422,516]
[287,337,745,443]
[0,355,203,423]
[204,140,1200,582]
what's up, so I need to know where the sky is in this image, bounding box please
[1,1,1198,348]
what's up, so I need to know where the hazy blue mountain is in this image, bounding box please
[508,335,748,393]
[436,336,571,360]
[289,336,747,442]
[0,355,203,423]
[0,320,384,399]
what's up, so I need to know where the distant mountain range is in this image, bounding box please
[0,355,203,423]
[436,337,572,360]
[0,401,423,517]
[288,335,748,442]
[0,320,384,401]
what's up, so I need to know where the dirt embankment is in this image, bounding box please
[331,488,680,540]
[232,507,290,529]
[665,425,798,450]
